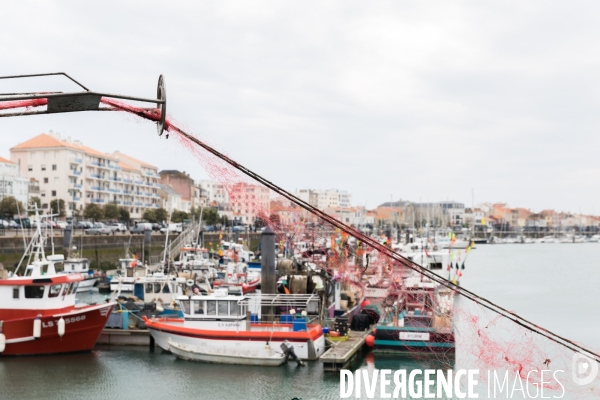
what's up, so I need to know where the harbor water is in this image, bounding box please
[1,244,599,400]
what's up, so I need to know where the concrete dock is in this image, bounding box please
[320,327,373,372]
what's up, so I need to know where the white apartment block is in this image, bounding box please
[10,132,161,219]
[0,156,29,205]
[295,189,353,209]
[196,180,228,205]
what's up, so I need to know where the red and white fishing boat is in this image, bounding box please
[0,211,114,356]
[143,290,325,361]
[213,261,261,294]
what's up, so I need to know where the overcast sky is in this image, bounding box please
[2,1,600,213]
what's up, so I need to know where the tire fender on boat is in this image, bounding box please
[0,332,5,353]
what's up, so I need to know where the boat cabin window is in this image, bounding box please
[48,284,62,298]
[13,287,19,299]
[24,285,45,299]
[180,300,190,314]
[126,269,134,278]
[229,300,239,316]
[218,301,228,315]
[24,267,34,277]
[153,283,170,294]
[62,283,71,296]
[193,300,204,315]
[206,300,216,315]
[69,282,79,294]
[145,283,153,293]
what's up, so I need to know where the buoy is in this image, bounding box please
[33,316,41,339]
[57,317,65,337]
[186,279,194,287]
[289,309,296,315]
[361,299,371,308]
[365,334,375,347]
[0,333,5,353]
[155,302,164,313]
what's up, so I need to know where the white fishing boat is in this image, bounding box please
[167,338,286,366]
[63,257,97,292]
[144,290,325,360]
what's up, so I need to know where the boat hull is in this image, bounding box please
[0,303,114,356]
[168,340,286,366]
[76,277,98,293]
[145,318,325,360]
[373,326,455,356]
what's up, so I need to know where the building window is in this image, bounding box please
[52,190,56,197]
[41,191,46,197]
[42,203,48,209]
[28,165,32,172]
[41,165,46,171]
[52,164,57,171]
[44,178,48,184]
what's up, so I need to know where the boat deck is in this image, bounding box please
[320,327,374,372]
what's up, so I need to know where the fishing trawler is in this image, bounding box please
[369,276,455,356]
[0,210,114,356]
[143,290,326,361]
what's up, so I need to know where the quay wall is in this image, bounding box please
[0,232,263,271]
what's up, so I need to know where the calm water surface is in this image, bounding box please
[1,243,598,399]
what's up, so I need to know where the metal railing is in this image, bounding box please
[159,223,197,262]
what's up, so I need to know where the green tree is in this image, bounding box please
[29,196,42,214]
[118,207,130,223]
[202,207,219,226]
[171,209,189,223]
[50,199,66,217]
[0,196,24,218]
[103,202,119,219]
[155,207,168,223]
[143,209,157,222]
[83,203,104,221]
[220,214,229,227]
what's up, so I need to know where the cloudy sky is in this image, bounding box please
[2,1,600,213]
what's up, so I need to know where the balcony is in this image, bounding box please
[69,170,81,176]
[109,177,122,182]
[70,157,83,164]
[123,179,133,183]
[155,204,159,208]
[107,188,120,193]
[154,193,160,198]
[124,201,132,205]
[134,202,143,206]
[116,201,122,205]
[73,197,81,201]
[123,190,132,194]
[89,173,102,179]
[134,181,144,185]
[108,164,122,170]
[145,193,152,197]
[90,186,104,191]
[72,184,82,189]
[91,198,105,204]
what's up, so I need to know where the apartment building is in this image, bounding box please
[0,156,29,205]
[196,180,228,205]
[229,182,270,225]
[10,132,161,219]
[295,189,353,209]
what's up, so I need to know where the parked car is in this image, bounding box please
[160,223,182,234]
[85,223,112,235]
[55,221,68,229]
[109,223,127,233]
[130,223,152,234]
[232,225,246,232]
[151,223,162,231]
[204,225,215,232]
